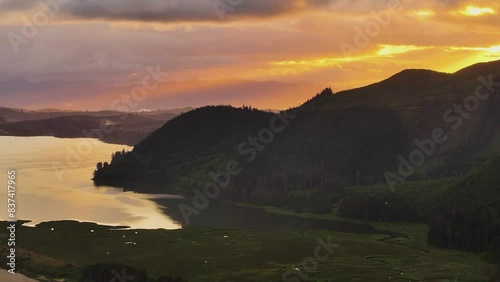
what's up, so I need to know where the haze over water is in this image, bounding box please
[0,136,181,229]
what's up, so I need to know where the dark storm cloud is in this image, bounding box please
[0,1,38,10]
[0,0,338,22]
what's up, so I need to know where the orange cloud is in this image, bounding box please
[2,0,500,110]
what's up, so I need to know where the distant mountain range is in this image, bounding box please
[0,106,193,122]
[0,107,193,145]
[0,78,323,110]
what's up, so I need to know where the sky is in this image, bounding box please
[0,0,499,110]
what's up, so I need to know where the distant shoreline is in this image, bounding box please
[0,133,136,146]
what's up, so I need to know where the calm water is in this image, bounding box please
[0,136,377,234]
[0,136,181,229]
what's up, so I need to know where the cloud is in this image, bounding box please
[0,0,338,23]
[0,0,500,111]
[0,0,39,11]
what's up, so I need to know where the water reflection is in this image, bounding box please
[0,136,181,229]
[156,198,379,234]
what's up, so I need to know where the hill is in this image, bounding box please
[93,60,500,206]
[431,154,500,209]
[93,101,407,200]
[426,155,500,257]
[301,61,500,178]
[0,106,188,122]
[0,114,167,145]
[0,107,191,145]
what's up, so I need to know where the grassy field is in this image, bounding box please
[0,214,495,282]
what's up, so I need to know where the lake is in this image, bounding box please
[0,136,181,229]
[0,136,377,234]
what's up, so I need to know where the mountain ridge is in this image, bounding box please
[93,60,500,204]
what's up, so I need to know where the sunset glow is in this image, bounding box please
[460,6,495,16]
[0,0,500,110]
[376,45,429,56]
[410,10,435,17]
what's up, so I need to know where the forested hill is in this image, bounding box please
[427,154,500,257]
[93,60,500,207]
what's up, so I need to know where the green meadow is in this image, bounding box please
[0,211,495,282]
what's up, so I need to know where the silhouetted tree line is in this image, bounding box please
[304,88,334,104]
[427,206,493,252]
